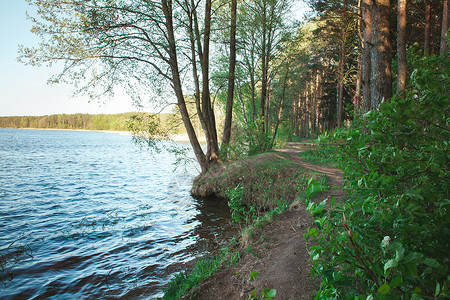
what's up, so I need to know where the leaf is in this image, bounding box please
[307,227,318,238]
[395,247,405,263]
[435,282,441,297]
[384,259,398,273]
[249,271,259,281]
[411,293,424,300]
[423,257,441,268]
[378,284,390,295]
[266,289,276,298]
[403,252,423,264]
[390,275,402,288]
[405,262,418,277]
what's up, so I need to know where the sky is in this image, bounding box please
[0,1,310,117]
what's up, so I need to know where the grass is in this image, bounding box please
[161,201,291,299]
[162,240,239,299]
[192,152,317,211]
[297,144,339,168]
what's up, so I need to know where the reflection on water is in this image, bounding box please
[0,129,235,299]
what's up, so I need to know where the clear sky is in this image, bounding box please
[0,0,310,117]
[0,1,140,116]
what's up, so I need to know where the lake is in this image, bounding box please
[0,128,234,299]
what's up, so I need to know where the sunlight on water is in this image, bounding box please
[0,129,234,299]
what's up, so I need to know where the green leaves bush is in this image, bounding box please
[305,54,449,299]
[224,118,274,160]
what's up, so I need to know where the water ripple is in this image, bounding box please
[0,129,235,299]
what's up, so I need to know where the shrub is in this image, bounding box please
[305,54,449,298]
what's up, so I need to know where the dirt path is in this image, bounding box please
[193,142,346,300]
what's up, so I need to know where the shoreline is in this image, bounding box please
[166,143,346,299]
[1,127,206,143]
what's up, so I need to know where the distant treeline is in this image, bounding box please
[0,113,137,131]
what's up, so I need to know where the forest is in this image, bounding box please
[0,112,195,134]
[0,113,132,131]
[19,0,448,172]
[18,0,449,298]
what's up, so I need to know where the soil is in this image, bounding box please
[191,142,346,300]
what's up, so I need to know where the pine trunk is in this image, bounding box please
[337,0,347,128]
[362,0,372,113]
[370,0,392,110]
[397,0,407,94]
[425,0,431,56]
[441,0,449,56]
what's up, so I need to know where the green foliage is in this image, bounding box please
[249,287,277,300]
[0,113,130,131]
[162,257,221,300]
[193,154,313,212]
[298,144,338,168]
[305,54,449,298]
[226,184,257,224]
[248,271,276,300]
[225,118,274,160]
[162,240,239,300]
[249,270,259,281]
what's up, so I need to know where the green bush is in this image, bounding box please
[225,118,274,160]
[305,54,449,298]
[226,184,256,224]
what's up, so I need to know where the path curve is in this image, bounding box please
[193,143,346,299]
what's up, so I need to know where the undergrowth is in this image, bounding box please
[305,53,449,299]
[165,150,322,299]
[162,239,240,299]
[192,153,315,211]
[298,144,339,168]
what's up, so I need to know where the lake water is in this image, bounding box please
[0,129,234,299]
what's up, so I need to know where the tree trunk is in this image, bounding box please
[441,0,449,56]
[265,82,270,133]
[222,0,237,156]
[305,82,310,139]
[362,0,372,113]
[354,53,362,115]
[354,0,362,116]
[249,45,257,122]
[260,3,268,132]
[425,0,431,56]
[313,69,318,133]
[337,0,347,128]
[187,0,208,147]
[370,0,392,110]
[236,78,248,125]
[201,0,219,166]
[162,0,206,172]
[294,94,300,136]
[397,0,407,94]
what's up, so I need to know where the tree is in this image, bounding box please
[337,0,348,128]
[236,0,291,132]
[424,0,431,55]
[441,0,449,56]
[361,0,372,113]
[370,0,392,109]
[397,0,407,94]
[20,0,225,172]
[221,0,237,157]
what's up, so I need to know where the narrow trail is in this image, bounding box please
[277,142,346,203]
[194,143,346,299]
